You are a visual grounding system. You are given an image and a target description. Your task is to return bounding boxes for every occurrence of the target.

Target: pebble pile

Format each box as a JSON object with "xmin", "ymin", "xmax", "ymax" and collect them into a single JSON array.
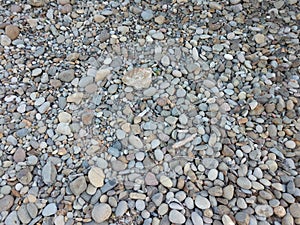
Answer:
[{"xmin": 0, "ymin": 0, "xmax": 299, "ymax": 225}]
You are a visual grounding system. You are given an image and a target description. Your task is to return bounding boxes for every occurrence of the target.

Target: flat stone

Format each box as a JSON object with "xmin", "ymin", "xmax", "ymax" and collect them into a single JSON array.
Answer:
[
  {"xmin": 28, "ymin": 0, "xmax": 45, "ymax": 7},
  {"xmin": 222, "ymin": 215, "xmax": 235, "ymax": 225},
  {"xmin": 290, "ymin": 203, "xmax": 300, "ymax": 218},
  {"xmin": 237, "ymin": 177, "xmax": 252, "ymax": 189},
  {"xmin": 70, "ymin": 176, "xmax": 87, "ymax": 196},
  {"xmin": 56, "ymin": 123, "xmax": 72, "ymax": 135},
  {"xmin": 58, "ymin": 112, "xmax": 72, "ymax": 123},
  {"xmin": 223, "ymin": 185, "xmax": 234, "ymax": 200},
  {"xmin": 122, "ymin": 68, "xmax": 152, "ymax": 90},
  {"xmin": 145, "ymin": 172, "xmax": 159, "ymax": 186},
  {"xmin": 17, "ymin": 205, "xmax": 31, "ymax": 224},
  {"xmin": 32, "ymin": 68, "xmax": 42, "ymax": 76},
  {"xmin": 115, "ymin": 201, "xmax": 128, "ymax": 217},
  {"xmin": 5, "ymin": 25, "xmax": 20, "ymax": 40},
  {"xmin": 81, "ymin": 110, "xmax": 94, "ymax": 125},
  {"xmin": 191, "ymin": 212, "xmax": 203, "ymax": 225},
  {"xmin": 235, "ymin": 212, "xmax": 250, "ymax": 225},
  {"xmin": 111, "ymin": 160, "xmax": 127, "ymax": 171},
  {"xmin": 195, "ymin": 195, "xmax": 210, "ymax": 209},
  {"xmin": 254, "ymin": 33, "xmax": 266, "ymax": 44},
  {"xmin": 0, "ymin": 195, "xmax": 14, "ymax": 211},
  {"xmin": 255, "ymin": 205, "xmax": 273, "ymax": 217},
  {"xmin": 141, "ymin": 10, "xmax": 154, "ymax": 21},
  {"xmin": 13, "ymin": 148, "xmax": 26, "ymax": 162},
  {"xmin": 67, "ymin": 92, "xmax": 83, "ymax": 104},
  {"xmin": 58, "ymin": 69, "xmax": 75, "ymax": 82},
  {"xmin": 161, "ymin": 55, "xmax": 170, "ymax": 67},
  {"xmin": 169, "ymin": 210, "xmax": 186, "ymax": 224},
  {"xmin": 5, "ymin": 211, "xmax": 20, "ymax": 225},
  {"xmin": 202, "ymin": 158, "xmax": 219, "ymax": 169},
  {"xmin": 42, "ymin": 203, "xmax": 57, "ymax": 217},
  {"xmin": 128, "ymin": 135, "xmax": 143, "ymax": 149},
  {"xmin": 285, "ymin": 140, "xmax": 296, "ymax": 149},
  {"xmin": 160, "ymin": 175, "xmax": 173, "ymax": 188},
  {"xmin": 17, "ymin": 168, "xmax": 32, "ymax": 185},
  {"xmin": 26, "ymin": 203, "xmax": 38, "ymax": 218},
  {"xmin": 42, "ymin": 162, "xmax": 57, "ymax": 185},
  {"xmin": 88, "ymin": 167, "xmax": 105, "ymax": 188},
  {"xmin": 92, "ymin": 203, "xmax": 112, "ymax": 223}
]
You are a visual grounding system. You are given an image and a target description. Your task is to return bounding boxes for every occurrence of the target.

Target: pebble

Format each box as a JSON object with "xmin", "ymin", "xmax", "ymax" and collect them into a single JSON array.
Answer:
[
  {"xmin": 42, "ymin": 203, "xmax": 57, "ymax": 216},
  {"xmin": 56, "ymin": 123, "xmax": 72, "ymax": 135},
  {"xmin": 58, "ymin": 69, "xmax": 75, "ymax": 82},
  {"xmin": 237, "ymin": 177, "xmax": 252, "ymax": 189},
  {"xmin": 160, "ymin": 175, "xmax": 173, "ymax": 188},
  {"xmin": 122, "ymin": 68, "xmax": 152, "ymax": 89},
  {"xmin": 88, "ymin": 167, "xmax": 105, "ymax": 188},
  {"xmin": 42, "ymin": 161, "xmax": 57, "ymax": 185},
  {"xmin": 0, "ymin": 195, "xmax": 14, "ymax": 211},
  {"xmin": 115, "ymin": 201, "xmax": 128, "ymax": 217},
  {"xmin": 92, "ymin": 203, "xmax": 112, "ymax": 223},
  {"xmin": 128, "ymin": 135, "xmax": 143, "ymax": 149},
  {"xmin": 169, "ymin": 210, "xmax": 186, "ymax": 224},
  {"xmin": 141, "ymin": 10, "xmax": 154, "ymax": 21},
  {"xmin": 5, "ymin": 25, "xmax": 20, "ymax": 40},
  {"xmin": 145, "ymin": 172, "xmax": 158, "ymax": 186},
  {"xmin": 254, "ymin": 33, "xmax": 266, "ymax": 44},
  {"xmin": 195, "ymin": 195, "xmax": 211, "ymax": 209},
  {"xmin": 69, "ymin": 176, "xmax": 87, "ymax": 196},
  {"xmin": 255, "ymin": 205, "xmax": 273, "ymax": 217},
  {"xmin": 285, "ymin": 140, "xmax": 296, "ymax": 149}
]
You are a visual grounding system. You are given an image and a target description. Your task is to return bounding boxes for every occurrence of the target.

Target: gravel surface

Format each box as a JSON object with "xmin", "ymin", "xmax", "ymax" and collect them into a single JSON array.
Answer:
[{"xmin": 0, "ymin": 0, "xmax": 300, "ymax": 225}]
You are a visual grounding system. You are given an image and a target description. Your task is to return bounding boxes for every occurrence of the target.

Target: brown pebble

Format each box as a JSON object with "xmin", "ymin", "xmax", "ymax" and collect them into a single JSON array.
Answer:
[
  {"xmin": 11, "ymin": 4, "xmax": 22, "ymax": 13},
  {"xmin": 61, "ymin": 4, "xmax": 72, "ymax": 14},
  {"xmin": 5, "ymin": 25, "xmax": 20, "ymax": 40}
]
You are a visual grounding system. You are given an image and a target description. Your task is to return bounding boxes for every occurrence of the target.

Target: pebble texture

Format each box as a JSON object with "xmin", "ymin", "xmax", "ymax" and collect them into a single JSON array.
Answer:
[{"xmin": 0, "ymin": 1, "xmax": 299, "ymax": 225}]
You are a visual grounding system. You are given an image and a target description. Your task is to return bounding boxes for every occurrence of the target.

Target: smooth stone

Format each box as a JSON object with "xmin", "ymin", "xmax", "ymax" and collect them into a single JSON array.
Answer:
[
  {"xmin": 42, "ymin": 203, "xmax": 57, "ymax": 216},
  {"xmin": 58, "ymin": 69, "xmax": 75, "ymax": 82},
  {"xmin": 254, "ymin": 33, "xmax": 266, "ymax": 44},
  {"xmin": 17, "ymin": 168, "xmax": 32, "ymax": 185},
  {"xmin": 289, "ymin": 203, "xmax": 300, "ymax": 218},
  {"xmin": 70, "ymin": 176, "xmax": 87, "ymax": 196},
  {"xmin": 5, "ymin": 211, "xmax": 20, "ymax": 225},
  {"xmin": 42, "ymin": 162, "xmax": 57, "ymax": 185},
  {"xmin": 5, "ymin": 25, "xmax": 20, "ymax": 40},
  {"xmin": 141, "ymin": 10, "xmax": 154, "ymax": 21},
  {"xmin": 222, "ymin": 215, "xmax": 235, "ymax": 225},
  {"xmin": 195, "ymin": 195, "xmax": 210, "ymax": 209},
  {"xmin": 58, "ymin": 112, "xmax": 72, "ymax": 123},
  {"xmin": 88, "ymin": 167, "xmax": 105, "ymax": 188},
  {"xmin": 17, "ymin": 205, "xmax": 31, "ymax": 224},
  {"xmin": 255, "ymin": 205, "xmax": 273, "ymax": 217},
  {"xmin": 191, "ymin": 212, "xmax": 203, "ymax": 225},
  {"xmin": 92, "ymin": 203, "xmax": 112, "ymax": 223},
  {"xmin": 160, "ymin": 175, "xmax": 173, "ymax": 188},
  {"xmin": 0, "ymin": 195, "xmax": 14, "ymax": 211},
  {"xmin": 56, "ymin": 123, "xmax": 72, "ymax": 135},
  {"xmin": 95, "ymin": 68, "xmax": 110, "ymax": 81},
  {"xmin": 67, "ymin": 92, "xmax": 83, "ymax": 104},
  {"xmin": 26, "ymin": 203, "xmax": 38, "ymax": 218},
  {"xmin": 285, "ymin": 140, "xmax": 296, "ymax": 149},
  {"xmin": 223, "ymin": 185, "xmax": 234, "ymax": 200},
  {"xmin": 13, "ymin": 148, "xmax": 26, "ymax": 162},
  {"xmin": 145, "ymin": 172, "xmax": 159, "ymax": 186},
  {"xmin": 169, "ymin": 210, "xmax": 186, "ymax": 224},
  {"xmin": 115, "ymin": 201, "xmax": 128, "ymax": 217},
  {"xmin": 128, "ymin": 135, "xmax": 143, "ymax": 149},
  {"xmin": 237, "ymin": 177, "xmax": 252, "ymax": 189}
]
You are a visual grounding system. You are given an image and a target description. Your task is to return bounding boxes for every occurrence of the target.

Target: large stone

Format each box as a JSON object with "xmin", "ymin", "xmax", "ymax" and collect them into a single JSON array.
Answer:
[
  {"xmin": 88, "ymin": 167, "xmax": 105, "ymax": 188},
  {"xmin": 0, "ymin": 195, "xmax": 14, "ymax": 212},
  {"xmin": 122, "ymin": 68, "xmax": 152, "ymax": 89},
  {"xmin": 42, "ymin": 162, "xmax": 57, "ymax": 185},
  {"xmin": 169, "ymin": 210, "xmax": 186, "ymax": 224},
  {"xmin": 255, "ymin": 205, "xmax": 273, "ymax": 217},
  {"xmin": 42, "ymin": 203, "xmax": 57, "ymax": 216},
  {"xmin": 195, "ymin": 195, "xmax": 211, "ymax": 209},
  {"xmin": 70, "ymin": 176, "xmax": 87, "ymax": 196},
  {"xmin": 58, "ymin": 69, "xmax": 75, "ymax": 82},
  {"xmin": 92, "ymin": 203, "xmax": 112, "ymax": 223},
  {"xmin": 28, "ymin": 0, "xmax": 45, "ymax": 7},
  {"xmin": 5, "ymin": 25, "xmax": 20, "ymax": 40}
]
